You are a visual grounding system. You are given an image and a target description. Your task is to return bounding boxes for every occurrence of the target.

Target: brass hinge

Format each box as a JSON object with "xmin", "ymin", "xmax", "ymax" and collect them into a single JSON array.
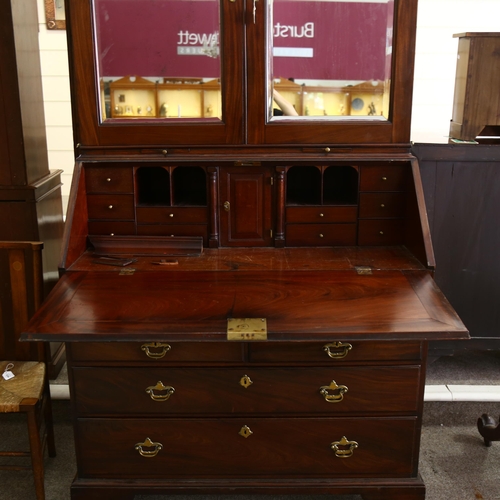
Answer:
[
  {"xmin": 270, "ymin": 177, "xmax": 274, "ymax": 185},
  {"xmin": 270, "ymin": 229, "xmax": 273, "ymax": 238}
]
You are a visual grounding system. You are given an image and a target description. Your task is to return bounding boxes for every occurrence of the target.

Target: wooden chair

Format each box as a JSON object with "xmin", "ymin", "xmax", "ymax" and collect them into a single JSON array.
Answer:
[
  {"xmin": 0, "ymin": 242, "xmax": 56, "ymax": 499},
  {"xmin": 0, "ymin": 361, "xmax": 56, "ymax": 499}
]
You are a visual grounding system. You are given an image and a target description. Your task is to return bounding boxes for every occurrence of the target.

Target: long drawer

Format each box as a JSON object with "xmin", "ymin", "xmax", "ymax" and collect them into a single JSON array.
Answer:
[
  {"xmin": 76, "ymin": 417, "xmax": 418, "ymax": 478},
  {"xmin": 67, "ymin": 341, "xmax": 422, "ymax": 364},
  {"xmin": 72, "ymin": 366, "xmax": 421, "ymax": 415}
]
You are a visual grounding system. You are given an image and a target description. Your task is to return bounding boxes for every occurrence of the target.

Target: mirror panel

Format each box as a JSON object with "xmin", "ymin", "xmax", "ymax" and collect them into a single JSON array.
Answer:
[
  {"xmin": 269, "ymin": 0, "xmax": 394, "ymax": 120},
  {"xmin": 93, "ymin": 0, "xmax": 221, "ymax": 122}
]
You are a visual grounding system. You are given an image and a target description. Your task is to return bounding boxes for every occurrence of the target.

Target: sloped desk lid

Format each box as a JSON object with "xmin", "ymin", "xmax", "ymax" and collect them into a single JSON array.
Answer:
[{"xmin": 21, "ymin": 269, "xmax": 468, "ymax": 342}]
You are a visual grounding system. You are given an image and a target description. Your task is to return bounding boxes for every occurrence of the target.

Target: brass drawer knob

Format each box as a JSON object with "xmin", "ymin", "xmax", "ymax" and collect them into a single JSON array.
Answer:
[
  {"xmin": 108, "ymin": 205, "xmax": 113, "ymax": 209},
  {"xmin": 330, "ymin": 436, "xmax": 358, "ymax": 458},
  {"xmin": 323, "ymin": 342, "xmax": 352, "ymax": 359},
  {"xmin": 135, "ymin": 437, "xmax": 163, "ymax": 458},
  {"xmin": 320, "ymin": 380, "xmax": 348, "ymax": 403},
  {"xmin": 169, "ymin": 213, "xmax": 174, "ymax": 218},
  {"xmin": 381, "ymin": 176, "xmax": 387, "ymax": 181},
  {"xmin": 319, "ymin": 213, "xmax": 324, "ymax": 217},
  {"xmin": 106, "ymin": 177, "xmax": 111, "ymax": 182},
  {"xmin": 379, "ymin": 231, "xmax": 384, "ymax": 235},
  {"xmin": 319, "ymin": 233, "xmax": 324, "ymax": 238},
  {"xmin": 141, "ymin": 342, "xmax": 172, "ymax": 359},
  {"xmin": 145, "ymin": 381, "xmax": 175, "ymax": 401},
  {"xmin": 380, "ymin": 203, "xmax": 385, "ymax": 208}
]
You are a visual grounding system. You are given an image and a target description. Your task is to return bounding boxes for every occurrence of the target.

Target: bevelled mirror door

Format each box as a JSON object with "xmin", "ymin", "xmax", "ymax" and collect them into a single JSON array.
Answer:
[
  {"xmin": 268, "ymin": 0, "xmax": 394, "ymax": 121},
  {"xmin": 93, "ymin": 0, "xmax": 222, "ymax": 122}
]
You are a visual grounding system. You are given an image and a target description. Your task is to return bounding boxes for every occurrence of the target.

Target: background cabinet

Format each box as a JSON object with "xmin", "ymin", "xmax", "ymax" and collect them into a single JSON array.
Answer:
[
  {"xmin": 449, "ymin": 32, "xmax": 500, "ymax": 142},
  {"xmin": 0, "ymin": 0, "xmax": 65, "ymax": 377}
]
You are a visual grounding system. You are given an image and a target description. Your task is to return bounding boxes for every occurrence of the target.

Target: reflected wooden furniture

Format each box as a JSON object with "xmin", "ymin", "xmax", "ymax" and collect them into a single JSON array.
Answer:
[
  {"xmin": 0, "ymin": 360, "xmax": 56, "ymax": 500},
  {"xmin": 21, "ymin": 0, "xmax": 468, "ymax": 499},
  {"xmin": 0, "ymin": 0, "xmax": 65, "ymax": 378},
  {"xmin": 449, "ymin": 32, "xmax": 500, "ymax": 142}
]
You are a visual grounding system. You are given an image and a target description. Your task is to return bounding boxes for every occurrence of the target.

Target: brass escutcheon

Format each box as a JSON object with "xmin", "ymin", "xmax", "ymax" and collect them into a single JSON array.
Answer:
[
  {"xmin": 330, "ymin": 436, "xmax": 358, "ymax": 458},
  {"xmin": 135, "ymin": 437, "xmax": 163, "ymax": 458},
  {"xmin": 319, "ymin": 380, "xmax": 348, "ymax": 403},
  {"xmin": 141, "ymin": 342, "xmax": 172, "ymax": 359},
  {"xmin": 239, "ymin": 425, "xmax": 253, "ymax": 438},
  {"xmin": 323, "ymin": 342, "xmax": 353, "ymax": 359},
  {"xmin": 240, "ymin": 375, "xmax": 253, "ymax": 389},
  {"xmin": 145, "ymin": 381, "xmax": 175, "ymax": 401}
]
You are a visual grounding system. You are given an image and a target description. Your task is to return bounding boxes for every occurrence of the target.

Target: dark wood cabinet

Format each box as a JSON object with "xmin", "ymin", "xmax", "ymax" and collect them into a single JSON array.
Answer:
[
  {"xmin": 0, "ymin": 0, "xmax": 65, "ymax": 377},
  {"xmin": 21, "ymin": 0, "xmax": 467, "ymax": 498}
]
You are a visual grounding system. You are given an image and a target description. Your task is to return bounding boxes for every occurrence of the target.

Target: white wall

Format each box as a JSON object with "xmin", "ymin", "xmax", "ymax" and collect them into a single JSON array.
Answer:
[{"xmin": 35, "ymin": 0, "xmax": 499, "ymax": 212}]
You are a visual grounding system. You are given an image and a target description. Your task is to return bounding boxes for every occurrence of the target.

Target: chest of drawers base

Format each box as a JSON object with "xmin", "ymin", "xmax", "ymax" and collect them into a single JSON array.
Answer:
[{"xmin": 67, "ymin": 339, "xmax": 427, "ymax": 500}]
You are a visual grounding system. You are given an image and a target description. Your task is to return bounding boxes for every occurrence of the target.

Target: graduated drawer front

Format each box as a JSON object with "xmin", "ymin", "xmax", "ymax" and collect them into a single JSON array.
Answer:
[
  {"xmin": 358, "ymin": 219, "xmax": 405, "ymax": 246},
  {"xmin": 88, "ymin": 220, "xmax": 136, "ymax": 236},
  {"xmin": 76, "ymin": 417, "xmax": 418, "ymax": 478},
  {"xmin": 136, "ymin": 207, "xmax": 207, "ymax": 224},
  {"xmin": 72, "ymin": 366, "xmax": 421, "ymax": 415},
  {"xmin": 359, "ymin": 166, "xmax": 408, "ymax": 192},
  {"xmin": 286, "ymin": 224, "xmax": 356, "ymax": 246},
  {"xmin": 359, "ymin": 193, "xmax": 406, "ymax": 219},
  {"xmin": 249, "ymin": 341, "xmax": 422, "ymax": 363},
  {"xmin": 87, "ymin": 194, "xmax": 135, "ymax": 220},
  {"xmin": 85, "ymin": 166, "xmax": 134, "ymax": 193},
  {"xmin": 68, "ymin": 341, "xmax": 243, "ymax": 363},
  {"xmin": 286, "ymin": 206, "xmax": 357, "ymax": 224}
]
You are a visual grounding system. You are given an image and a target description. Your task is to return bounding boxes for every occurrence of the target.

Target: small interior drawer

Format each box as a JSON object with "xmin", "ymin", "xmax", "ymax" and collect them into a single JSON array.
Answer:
[
  {"xmin": 85, "ymin": 166, "xmax": 134, "ymax": 193},
  {"xmin": 359, "ymin": 165, "xmax": 409, "ymax": 192},
  {"xmin": 87, "ymin": 194, "xmax": 135, "ymax": 220},
  {"xmin": 359, "ymin": 192, "xmax": 406, "ymax": 218},
  {"xmin": 286, "ymin": 206, "xmax": 357, "ymax": 224},
  {"xmin": 357, "ymin": 219, "xmax": 405, "ymax": 246},
  {"xmin": 136, "ymin": 207, "xmax": 207, "ymax": 224},
  {"xmin": 286, "ymin": 223, "xmax": 356, "ymax": 246},
  {"xmin": 88, "ymin": 220, "xmax": 136, "ymax": 236}
]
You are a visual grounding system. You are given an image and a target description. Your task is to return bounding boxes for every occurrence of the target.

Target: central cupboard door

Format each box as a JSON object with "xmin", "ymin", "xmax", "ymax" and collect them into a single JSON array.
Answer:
[{"xmin": 219, "ymin": 167, "xmax": 274, "ymax": 246}]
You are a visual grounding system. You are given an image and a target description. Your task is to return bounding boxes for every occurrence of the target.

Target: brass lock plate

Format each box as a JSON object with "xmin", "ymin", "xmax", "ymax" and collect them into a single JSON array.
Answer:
[{"xmin": 227, "ymin": 318, "xmax": 267, "ymax": 341}]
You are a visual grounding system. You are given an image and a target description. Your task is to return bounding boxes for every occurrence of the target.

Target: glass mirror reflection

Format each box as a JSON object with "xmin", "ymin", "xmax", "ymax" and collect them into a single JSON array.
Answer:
[
  {"xmin": 269, "ymin": 0, "xmax": 394, "ymax": 120},
  {"xmin": 93, "ymin": 0, "xmax": 222, "ymax": 122}
]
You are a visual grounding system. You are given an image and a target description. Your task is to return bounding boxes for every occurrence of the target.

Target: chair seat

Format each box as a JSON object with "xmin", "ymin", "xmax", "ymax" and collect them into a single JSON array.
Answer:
[{"xmin": 0, "ymin": 361, "xmax": 45, "ymax": 413}]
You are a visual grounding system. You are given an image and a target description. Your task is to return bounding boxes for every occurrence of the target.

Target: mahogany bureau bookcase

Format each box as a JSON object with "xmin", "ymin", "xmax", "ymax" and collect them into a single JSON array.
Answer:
[{"xmin": 22, "ymin": 0, "xmax": 468, "ymax": 499}]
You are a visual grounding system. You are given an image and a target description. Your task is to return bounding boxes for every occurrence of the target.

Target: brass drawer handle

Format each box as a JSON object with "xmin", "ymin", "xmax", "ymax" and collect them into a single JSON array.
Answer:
[
  {"xmin": 141, "ymin": 342, "xmax": 172, "ymax": 359},
  {"xmin": 145, "ymin": 381, "xmax": 175, "ymax": 401},
  {"xmin": 323, "ymin": 342, "xmax": 352, "ymax": 359},
  {"xmin": 331, "ymin": 436, "xmax": 358, "ymax": 458},
  {"xmin": 135, "ymin": 437, "xmax": 163, "ymax": 458},
  {"xmin": 223, "ymin": 201, "xmax": 230, "ymax": 212},
  {"xmin": 320, "ymin": 380, "xmax": 348, "ymax": 403}
]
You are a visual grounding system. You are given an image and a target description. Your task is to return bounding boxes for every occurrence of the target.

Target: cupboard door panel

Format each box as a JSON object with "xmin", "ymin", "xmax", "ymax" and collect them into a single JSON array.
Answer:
[
  {"xmin": 219, "ymin": 167, "xmax": 273, "ymax": 246},
  {"xmin": 77, "ymin": 417, "xmax": 418, "ymax": 478}
]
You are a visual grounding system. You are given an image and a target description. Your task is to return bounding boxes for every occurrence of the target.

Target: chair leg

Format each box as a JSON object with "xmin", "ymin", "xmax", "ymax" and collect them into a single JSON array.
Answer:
[
  {"xmin": 43, "ymin": 380, "xmax": 56, "ymax": 457},
  {"xmin": 26, "ymin": 407, "xmax": 46, "ymax": 500}
]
